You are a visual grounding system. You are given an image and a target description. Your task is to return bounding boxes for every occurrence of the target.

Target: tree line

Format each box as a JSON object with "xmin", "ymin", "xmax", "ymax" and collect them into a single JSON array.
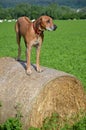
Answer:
[{"xmin": 0, "ymin": 3, "xmax": 86, "ymax": 20}]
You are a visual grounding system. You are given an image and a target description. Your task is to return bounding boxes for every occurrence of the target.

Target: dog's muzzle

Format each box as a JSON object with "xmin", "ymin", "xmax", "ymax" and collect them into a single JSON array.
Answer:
[
  {"xmin": 53, "ymin": 24, "xmax": 57, "ymax": 31},
  {"xmin": 46, "ymin": 24, "xmax": 57, "ymax": 31}
]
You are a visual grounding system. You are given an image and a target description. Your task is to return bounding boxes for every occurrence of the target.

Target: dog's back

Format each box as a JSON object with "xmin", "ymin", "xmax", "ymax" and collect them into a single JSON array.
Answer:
[{"xmin": 15, "ymin": 16, "xmax": 31, "ymax": 37}]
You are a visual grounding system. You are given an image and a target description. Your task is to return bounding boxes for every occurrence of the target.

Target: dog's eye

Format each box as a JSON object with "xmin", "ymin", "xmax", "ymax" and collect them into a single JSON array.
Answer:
[{"xmin": 46, "ymin": 19, "xmax": 50, "ymax": 23}]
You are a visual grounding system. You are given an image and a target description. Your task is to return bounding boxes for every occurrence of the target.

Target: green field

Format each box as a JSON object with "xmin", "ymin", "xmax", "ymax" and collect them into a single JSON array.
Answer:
[
  {"xmin": 0, "ymin": 20, "xmax": 86, "ymax": 129},
  {"xmin": 0, "ymin": 20, "xmax": 86, "ymax": 91}
]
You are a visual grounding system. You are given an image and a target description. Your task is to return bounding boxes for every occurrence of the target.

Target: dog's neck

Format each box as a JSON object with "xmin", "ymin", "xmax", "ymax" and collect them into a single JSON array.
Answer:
[{"xmin": 33, "ymin": 22, "xmax": 44, "ymax": 35}]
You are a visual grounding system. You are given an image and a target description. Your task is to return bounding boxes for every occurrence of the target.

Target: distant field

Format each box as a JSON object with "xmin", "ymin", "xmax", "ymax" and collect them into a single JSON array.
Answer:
[{"xmin": 0, "ymin": 20, "xmax": 86, "ymax": 90}]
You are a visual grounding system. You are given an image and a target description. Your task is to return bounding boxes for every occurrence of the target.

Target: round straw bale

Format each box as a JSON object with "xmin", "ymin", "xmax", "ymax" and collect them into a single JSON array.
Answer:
[{"xmin": 0, "ymin": 57, "xmax": 86, "ymax": 129}]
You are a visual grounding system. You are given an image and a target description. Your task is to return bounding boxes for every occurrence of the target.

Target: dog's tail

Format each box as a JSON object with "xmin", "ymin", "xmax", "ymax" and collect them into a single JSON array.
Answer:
[
  {"xmin": 15, "ymin": 21, "xmax": 19, "ymax": 33},
  {"xmin": 15, "ymin": 21, "xmax": 20, "ymax": 46}
]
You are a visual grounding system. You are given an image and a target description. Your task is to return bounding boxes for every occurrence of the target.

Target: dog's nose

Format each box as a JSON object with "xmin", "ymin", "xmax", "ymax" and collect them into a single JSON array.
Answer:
[{"xmin": 53, "ymin": 25, "xmax": 57, "ymax": 31}]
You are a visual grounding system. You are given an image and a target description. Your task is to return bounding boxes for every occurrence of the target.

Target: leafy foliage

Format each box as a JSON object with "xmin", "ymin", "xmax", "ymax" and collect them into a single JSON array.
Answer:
[
  {"xmin": 29, "ymin": 113, "xmax": 59, "ymax": 130},
  {"xmin": 0, "ymin": 117, "xmax": 22, "ymax": 130},
  {"xmin": 0, "ymin": 3, "xmax": 86, "ymax": 20},
  {"xmin": 0, "ymin": 113, "xmax": 86, "ymax": 130},
  {"xmin": 41, "ymin": 113, "xmax": 59, "ymax": 130},
  {"xmin": 28, "ymin": 113, "xmax": 86, "ymax": 130},
  {"xmin": 61, "ymin": 116, "xmax": 86, "ymax": 130}
]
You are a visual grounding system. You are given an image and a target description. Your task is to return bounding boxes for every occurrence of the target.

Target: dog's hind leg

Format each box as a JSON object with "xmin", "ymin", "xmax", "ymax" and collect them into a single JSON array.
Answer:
[
  {"xmin": 15, "ymin": 22, "xmax": 21, "ymax": 61},
  {"xmin": 16, "ymin": 33, "xmax": 21, "ymax": 61}
]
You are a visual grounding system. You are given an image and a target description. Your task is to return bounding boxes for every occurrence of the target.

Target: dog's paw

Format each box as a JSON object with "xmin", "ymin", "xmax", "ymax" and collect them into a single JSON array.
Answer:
[
  {"xmin": 37, "ymin": 68, "xmax": 43, "ymax": 73},
  {"xmin": 26, "ymin": 69, "xmax": 32, "ymax": 75}
]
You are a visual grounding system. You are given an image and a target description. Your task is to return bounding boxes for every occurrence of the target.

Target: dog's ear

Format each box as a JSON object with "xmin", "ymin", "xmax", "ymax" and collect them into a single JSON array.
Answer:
[{"xmin": 36, "ymin": 17, "xmax": 42, "ymax": 28}]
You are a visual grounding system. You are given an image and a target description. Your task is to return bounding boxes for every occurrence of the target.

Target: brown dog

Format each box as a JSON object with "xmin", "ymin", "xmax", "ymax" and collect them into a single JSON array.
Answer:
[{"xmin": 15, "ymin": 15, "xmax": 57, "ymax": 75}]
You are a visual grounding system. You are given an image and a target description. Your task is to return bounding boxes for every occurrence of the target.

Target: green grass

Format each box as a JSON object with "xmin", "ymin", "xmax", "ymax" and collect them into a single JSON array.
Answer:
[
  {"xmin": 0, "ymin": 112, "xmax": 86, "ymax": 130},
  {"xmin": 0, "ymin": 117, "xmax": 22, "ymax": 130},
  {"xmin": 29, "ymin": 113, "xmax": 86, "ymax": 130},
  {"xmin": 61, "ymin": 115, "xmax": 86, "ymax": 130},
  {"xmin": 41, "ymin": 20, "xmax": 86, "ymax": 91},
  {"xmin": 0, "ymin": 20, "xmax": 86, "ymax": 91}
]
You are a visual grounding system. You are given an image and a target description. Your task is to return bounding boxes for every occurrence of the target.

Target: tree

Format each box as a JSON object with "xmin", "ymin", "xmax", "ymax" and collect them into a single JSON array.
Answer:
[
  {"xmin": 14, "ymin": 3, "xmax": 31, "ymax": 18},
  {"xmin": 78, "ymin": 7, "xmax": 86, "ymax": 19}
]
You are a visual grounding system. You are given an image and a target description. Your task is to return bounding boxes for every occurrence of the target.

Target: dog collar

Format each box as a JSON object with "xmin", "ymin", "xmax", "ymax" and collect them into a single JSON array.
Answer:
[{"xmin": 33, "ymin": 22, "xmax": 43, "ymax": 35}]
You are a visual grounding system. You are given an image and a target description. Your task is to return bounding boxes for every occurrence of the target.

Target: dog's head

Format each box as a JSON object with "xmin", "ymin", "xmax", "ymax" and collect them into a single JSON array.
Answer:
[{"xmin": 36, "ymin": 15, "xmax": 57, "ymax": 31}]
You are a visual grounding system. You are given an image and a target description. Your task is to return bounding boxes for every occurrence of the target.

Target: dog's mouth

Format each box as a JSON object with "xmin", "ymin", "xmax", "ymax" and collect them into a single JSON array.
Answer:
[{"xmin": 46, "ymin": 25, "xmax": 57, "ymax": 31}]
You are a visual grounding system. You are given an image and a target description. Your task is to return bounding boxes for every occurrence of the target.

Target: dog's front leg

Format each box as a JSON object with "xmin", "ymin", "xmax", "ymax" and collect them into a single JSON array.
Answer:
[
  {"xmin": 36, "ymin": 45, "xmax": 42, "ymax": 73},
  {"xmin": 26, "ymin": 45, "xmax": 32, "ymax": 75}
]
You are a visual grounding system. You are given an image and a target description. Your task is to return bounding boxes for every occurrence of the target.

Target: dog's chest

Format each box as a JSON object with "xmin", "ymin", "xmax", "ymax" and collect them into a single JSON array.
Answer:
[{"xmin": 33, "ymin": 37, "xmax": 41, "ymax": 46}]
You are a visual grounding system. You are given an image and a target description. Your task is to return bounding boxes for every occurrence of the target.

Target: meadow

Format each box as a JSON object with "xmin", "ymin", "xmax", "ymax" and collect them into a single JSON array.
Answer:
[
  {"xmin": 0, "ymin": 20, "xmax": 86, "ymax": 91},
  {"xmin": 0, "ymin": 20, "xmax": 86, "ymax": 129}
]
